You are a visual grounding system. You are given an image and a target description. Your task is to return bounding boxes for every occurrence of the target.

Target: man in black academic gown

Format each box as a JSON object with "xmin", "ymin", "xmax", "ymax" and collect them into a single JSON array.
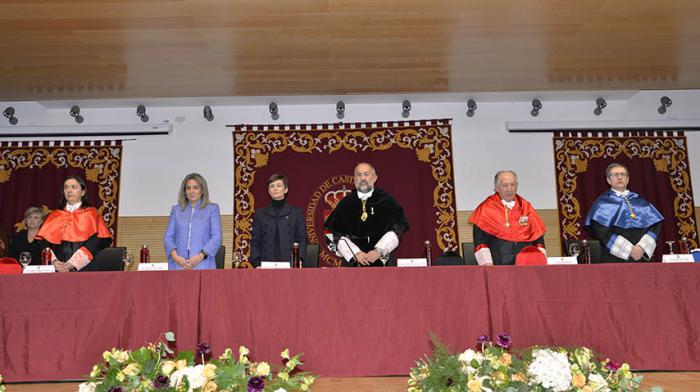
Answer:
[
  {"xmin": 324, "ymin": 162, "xmax": 409, "ymax": 267},
  {"xmin": 585, "ymin": 163, "xmax": 663, "ymax": 262}
]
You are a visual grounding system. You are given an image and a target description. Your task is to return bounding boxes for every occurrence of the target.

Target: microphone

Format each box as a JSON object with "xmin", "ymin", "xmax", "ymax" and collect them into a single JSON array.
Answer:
[{"xmin": 338, "ymin": 237, "xmax": 360, "ymax": 267}]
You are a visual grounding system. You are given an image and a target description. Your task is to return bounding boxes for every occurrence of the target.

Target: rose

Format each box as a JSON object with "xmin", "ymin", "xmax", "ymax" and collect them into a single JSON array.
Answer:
[
  {"xmin": 572, "ymin": 371, "xmax": 586, "ymax": 388},
  {"xmin": 203, "ymin": 381, "xmax": 218, "ymax": 392},
  {"xmin": 153, "ymin": 375, "xmax": 170, "ymax": 389},
  {"xmin": 202, "ymin": 363, "xmax": 217, "ymax": 379},
  {"xmin": 161, "ymin": 361, "xmax": 176, "ymax": 375},
  {"xmin": 247, "ymin": 376, "xmax": 265, "ymax": 392},
  {"xmin": 498, "ymin": 352, "xmax": 512, "ymax": 366},
  {"xmin": 495, "ymin": 333, "xmax": 512, "ymax": 349},
  {"xmin": 467, "ymin": 378, "xmax": 482, "ymax": 392}
]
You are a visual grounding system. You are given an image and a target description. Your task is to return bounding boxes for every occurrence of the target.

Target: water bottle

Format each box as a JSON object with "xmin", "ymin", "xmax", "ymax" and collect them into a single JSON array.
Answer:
[
  {"xmin": 424, "ymin": 240, "xmax": 432, "ymax": 267},
  {"xmin": 581, "ymin": 240, "xmax": 591, "ymax": 264},
  {"xmin": 291, "ymin": 242, "xmax": 300, "ymax": 268},
  {"xmin": 679, "ymin": 237, "xmax": 691, "ymax": 254},
  {"xmin": 41, "ymin": 247, "xmax": 52, "ymax": 266},
  {"xmin": 140, "ymin": 244, "xmax": 150, "ymax": 263}
]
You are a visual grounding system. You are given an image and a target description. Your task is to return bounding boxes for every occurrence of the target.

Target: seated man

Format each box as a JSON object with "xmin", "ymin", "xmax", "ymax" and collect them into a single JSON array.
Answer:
[
  {"xmin": 585, "ymin": 163, "xmax": 663, "ymax": 262},
  {"xmin": 324, "ymin": 162, "xmax": 409, "ymax": 266},
  {"xmin": 469, "ymin": 170, "xmax": 546, "ymax": 265}
]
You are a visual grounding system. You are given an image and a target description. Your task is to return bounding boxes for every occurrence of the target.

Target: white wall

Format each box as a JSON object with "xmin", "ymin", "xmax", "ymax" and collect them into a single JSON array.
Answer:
[{"xmin": 3, "ymin": 90, "xmax": 699, "ymax": 216}]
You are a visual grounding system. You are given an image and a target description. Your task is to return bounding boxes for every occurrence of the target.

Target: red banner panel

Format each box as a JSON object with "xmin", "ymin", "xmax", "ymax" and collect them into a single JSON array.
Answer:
[{"xmin": 232, "ymin": 120, "xmax": 458, "ymax": 267}]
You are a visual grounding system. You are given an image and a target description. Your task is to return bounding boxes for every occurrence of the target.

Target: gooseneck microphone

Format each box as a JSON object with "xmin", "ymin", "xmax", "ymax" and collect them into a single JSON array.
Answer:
[{"xmin": 339, "ymin": 237, "xmax": 360, "ymax": 267}]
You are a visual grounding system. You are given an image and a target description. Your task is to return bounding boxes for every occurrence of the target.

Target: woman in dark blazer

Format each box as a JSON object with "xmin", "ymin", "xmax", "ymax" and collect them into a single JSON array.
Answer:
[
  {"xmin": 249, "ymin": 174, "xmax": 307, "ymax": 267},
  {"xmin": 7, "ymin": 206, "xmax": 46, "ymax": 265}
]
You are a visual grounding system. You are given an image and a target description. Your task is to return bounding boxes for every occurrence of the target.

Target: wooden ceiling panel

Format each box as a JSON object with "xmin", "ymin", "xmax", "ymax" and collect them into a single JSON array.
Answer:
[{"xmin": 1, "ymin": 0, "xmax": 700, "ymax": 100}]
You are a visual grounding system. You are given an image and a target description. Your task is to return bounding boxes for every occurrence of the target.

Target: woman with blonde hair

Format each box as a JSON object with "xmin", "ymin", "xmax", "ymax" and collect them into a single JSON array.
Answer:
[
  {"xmin": 164, "ymin": 173, "xmax": 222, "ymax": 270},
  {"xmin": 7, "ymin": 206, "xmax": 46, "ymax": 265}
]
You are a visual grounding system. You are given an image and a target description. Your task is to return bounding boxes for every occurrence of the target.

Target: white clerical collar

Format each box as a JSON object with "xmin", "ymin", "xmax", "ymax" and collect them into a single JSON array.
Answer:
[
  {"xmin": 501, "ymin": 199, "xmax": 515, "ymax": 209},
  {"xmin": 357, "ymin": 189, "xmax": 374, "ymax": 201},
  {"xmin": 611, "ymin": 189, "xmax": 629, "ymax": 197},
  {"xmin": 66, "ymin": 202, "xmax": 82, "ymax": 212}
]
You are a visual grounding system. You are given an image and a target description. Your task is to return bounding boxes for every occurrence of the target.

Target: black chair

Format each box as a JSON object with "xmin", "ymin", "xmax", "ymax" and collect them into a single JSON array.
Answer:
[
  {"xmin": 434, "ymin": 250, "xmax": 464, "ymax": 266},
  {"xmin": 461, "ymin": 242, "xmax": 478, "ymax": 265},
  {"xmin": 563, "ymin": 239, "xmax": 602, "ymax": 264},
  {"xmin": 215, "ymin": 245, "xmax": 226, "ymax": 269},
  {"xmin": 83, "ymin": 247, "xmax": 126, "ymax": 271},
  {"xmin": 304, "ymin": 243, "xmax": 319, "ymax": 268}
]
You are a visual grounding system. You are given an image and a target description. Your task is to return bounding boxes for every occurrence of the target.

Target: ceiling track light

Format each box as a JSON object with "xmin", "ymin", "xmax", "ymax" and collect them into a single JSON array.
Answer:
[
  {"xmin": 3, "ymin": 107, "xmax": 18, "ymax": 125},
  {"xmin": 203, "ymin": 106, "xmax": 214, "ymax": 121},
  {"xmin": 70, "ymin": 105, "xmax": 84, "ymax": 124},
  {"xmin": 593, "ymin": 97, "xmax": 607, "ymax": 116},
  {"xmin": 530, "ymin": 99, "xmax": 542, "ymax": 117},
  {"xmin": 269, "ymin": 102, "xmax": 279, "ymax": 121},
  {"xmin": 466, "ymin": 99, "xmax": 477, "ymax": 117},
  {"xmin": 336, "ymin": 101, "xmax": 345, "ymax": 120},
  {"xmin": 402, "ymin": 100, "xmax": 411, "ymax": 118},
  {"xmin": 658, "ymin": 96, "xmax": 672, "ymax": 115},
  {"xmin": 136, "ymin": 104, "xmax": 149, "ymax": 123}
]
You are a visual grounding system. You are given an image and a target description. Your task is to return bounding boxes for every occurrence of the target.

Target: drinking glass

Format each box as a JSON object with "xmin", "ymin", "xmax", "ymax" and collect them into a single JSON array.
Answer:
[
  {"xmin": 122, "ymin": 250, "xmax": 134, "ymax": 270},
  {"xmin": 19, "ymin": 251, "xmax": 31, "ymax": 269},
  {"xmin": 665, "ymin": 241, "xmax": 675, "ymax": 255},
  {"xmin": 567, "ymin": 243, "xmax": 580, "ymax": 259},
  {"xmin": 232, "ymin": 251, "xmax": 242, "ymax": 269},
  {"xmin": 380, "ymin": 254, "xmax": 390, "ymax": 267}
]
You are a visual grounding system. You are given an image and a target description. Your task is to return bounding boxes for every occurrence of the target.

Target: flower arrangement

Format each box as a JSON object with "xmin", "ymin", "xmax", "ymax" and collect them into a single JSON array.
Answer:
[
  {"xmin": 408, "ymin": 333, "xmax": 663, "ymax": 392},
  {"xmin": 0, "ymin": 373, "xmax": 5, "ymax": 392},
  {"xmin": 78, "ymin": 332, "xmax": 315, "ymax": 392}
]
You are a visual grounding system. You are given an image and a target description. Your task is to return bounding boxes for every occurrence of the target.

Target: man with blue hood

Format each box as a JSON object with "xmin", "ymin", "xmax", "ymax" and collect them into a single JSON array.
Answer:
[{"xmin": 585, "ymin": 163, "xmax": 664, "ymax": 262}]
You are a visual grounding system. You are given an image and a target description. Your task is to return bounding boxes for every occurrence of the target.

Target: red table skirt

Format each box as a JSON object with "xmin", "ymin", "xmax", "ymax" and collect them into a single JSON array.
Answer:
[{"xmin": 1, "ymin": 264, "xmax": 699, "ymax": 382}]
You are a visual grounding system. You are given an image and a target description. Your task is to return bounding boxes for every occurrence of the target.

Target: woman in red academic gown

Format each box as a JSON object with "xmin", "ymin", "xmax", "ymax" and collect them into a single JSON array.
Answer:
[{"xmin": 36, "ymin": 175, "xmax": 112, "ymax": 272}]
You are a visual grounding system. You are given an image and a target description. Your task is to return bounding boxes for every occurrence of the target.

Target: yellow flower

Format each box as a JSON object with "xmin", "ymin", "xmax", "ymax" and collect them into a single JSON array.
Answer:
[
  {"xmin": 175, "ymin": 359, "xmax": 188, "ymax": 370},
  {"xmin": 161, "ymin": 361, "xmax": 176, "ymax": 375},
  {"xmin": 239, "ymin": 346, "xmax": 250, "ymax": 356},
  {"xmin": 303, "ymin": 376, "xmax": 315, "ymax": 385},
  {"xmin": 280, "ymin": 348, "xmax": 290, "ymax": 359},
  {"xmin": 203, "ymin": 381, "xmax": 218, "ymax": 392},
  {"xmin": 102, "ymin": 351, "xmax": 111, "ymax": 362},
  {"xmin": 256, "ymin": 362, "xmax": 271, "ymax": 377},
  {"xmin": 113, "ymin": 350, "xmax": 129, "ymax": 363},
  {"xmin": 467, "ymin": 378, "xmax": 482, "ymax": 392},
  {"xmin": 90, "ymin": 365, "xmax": 101, "ymax": 378},
  {"xmin": 203, "ymin": 363, "xmax": 218, "ymax": 379},
  {"xmin": 115, "ymin": 371, "xmax": 125, "ymax": 382},
  {"xmin": 582, "ymin": 387, "xmax": 593, "ymax": 392},
  {"xmin": 278, "ymin": 372, "xmax": 289, "ymax": 380},
  {"xmin": 123, "ymin": 363, "xmax": 141, "ymax": 377},
  {"xmin": 512, "ymin": 372, "xmax": 527, "ymax": 382},
  {"xmin": 219, "ymin": 348, "xmax": 233, "ymax": 360},
  {"xmin": 498, "ymin": 353, "xmax": 512, "ymax": 366},
  {"xmin": 572, "ymin": 372, "xmax": 586, "ymax": 388}
]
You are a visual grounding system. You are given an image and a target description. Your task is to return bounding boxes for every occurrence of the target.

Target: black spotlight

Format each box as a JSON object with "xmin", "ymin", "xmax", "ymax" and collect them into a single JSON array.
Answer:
[
  {"xmin": 658, "ymin": 96, "xmax": 672, "ymax": 115},
  {"xmin": 402, "ymin": 100, "xmax": 411, "ymax": 118},
  {"xmin": 3, "ymin": 107, "xmax": 18, "ymax": 125},
  {"xmin": 136, "ymin": 104, "xmax": 149, "ymax": 123},
  {"xmin": 203, "ymin": 106, "xmax": 214, "ymax": 121},
  {"xmin": 269, "ymin": 102, "xmax": 279, "ymax": 121},
  {"xmin": 530, "ymin": 99, "xmax": 542, "ymax": 117},
  {"xmin": 593, "ymin": 97, "xmax": 607, "ymax": 116},
  {"xmin": 70, "ymin": 105, "xmax": 84, "ymax": 124},
  {"xmin": 466, "ymin": 99, "xmax": 477, "ymax": 117},
  {"xmin": 336, "ymin": 101, "xmax": 345, "ymax": 120}
]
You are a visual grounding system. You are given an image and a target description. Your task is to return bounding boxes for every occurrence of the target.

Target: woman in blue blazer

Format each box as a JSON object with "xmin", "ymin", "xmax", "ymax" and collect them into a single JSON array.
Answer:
[
  {"xmin": 250, "ymin": 174, "xmax": 307, "ymax": 267},
  {"xmin": 164, "ymin": 173, "xmax": 222, "ymax": 270}
]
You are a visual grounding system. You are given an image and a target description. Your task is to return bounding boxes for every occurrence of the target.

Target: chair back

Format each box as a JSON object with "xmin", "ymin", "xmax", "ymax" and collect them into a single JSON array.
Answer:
[
  {"xmin": 461, "ymin": 242, "xmax": 478, "ymax": 265},
  {"xmin": 0, "ymin": 257, "xmax": 22, "ymax": 275},
  {"xmin": 215, "ymin": 245, "xmax": 226, "ymax": 269},
  {"xmin": 434, "ymin": 250, "xmax": 464, "ymax": 266},
  {"xmin": 304, "ymin": 243, "xmax": 319, "ymax": 268},
  {"xmin": 83, "ymin": 247, "xmax": 126, "ymax": 271}
]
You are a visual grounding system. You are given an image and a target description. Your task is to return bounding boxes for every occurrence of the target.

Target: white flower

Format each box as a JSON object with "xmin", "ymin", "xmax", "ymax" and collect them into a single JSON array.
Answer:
[
  {"xmin": 527, "ymin": 349, "xmax": 572, "ymax": 392},
  {"xmin": 458, "ymin": 349, "xmax": 478, "ymax": 363},
  {"xmin": 78, "ymin": 382, "xmax": 97, "ymax": 392},
  {"xmin": 588, "ymin": 373, "xmax": 611, "ymax": 392},
  {"xmin": 170, "ymin": 365, "xmax": 207, "ymax": 391},
  {"xmin": 273, "ymin": 389, "xmax": 287, "ymax": 392}
]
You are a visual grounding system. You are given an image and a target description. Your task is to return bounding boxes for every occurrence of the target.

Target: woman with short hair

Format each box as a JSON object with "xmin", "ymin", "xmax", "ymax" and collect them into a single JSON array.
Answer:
[{"xmin": 7, "ymin": 206, "xmax": 46, "ymax": 265}]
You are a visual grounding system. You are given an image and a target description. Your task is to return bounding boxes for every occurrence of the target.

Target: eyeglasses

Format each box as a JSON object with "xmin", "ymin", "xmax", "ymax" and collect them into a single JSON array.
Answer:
[{"xmin": 608, "ymin": 172, "xmax": 628, "ymax": 178}]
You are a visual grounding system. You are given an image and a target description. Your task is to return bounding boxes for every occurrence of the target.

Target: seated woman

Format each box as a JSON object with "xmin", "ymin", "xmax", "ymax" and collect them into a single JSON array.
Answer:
[
  {"xmin": 7, "ymin": 206, "xmax": 46, "ymax": 265},
  {"xmin": 164, "ymin": 173, "xmax": 222, "ymax": 270},
  {"xmin": 36, "ymin": 175, "xmax": 112, "ymax": 272},
  {"xmin": 250, "ymin": 174, "xmax": 307, "ymax": 267}
]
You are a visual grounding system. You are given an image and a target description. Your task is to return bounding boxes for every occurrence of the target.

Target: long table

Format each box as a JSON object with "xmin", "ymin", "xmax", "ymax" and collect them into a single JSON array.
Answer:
[{"xmin": 1, "ymin": 264, "xmax": 699, "ymax": 382}]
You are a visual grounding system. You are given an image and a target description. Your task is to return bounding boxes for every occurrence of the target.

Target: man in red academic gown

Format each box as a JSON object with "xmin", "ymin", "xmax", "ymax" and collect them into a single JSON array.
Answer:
[{"xmin": 469, "ymin": 170, "xmax": 546, "ymax": 265}]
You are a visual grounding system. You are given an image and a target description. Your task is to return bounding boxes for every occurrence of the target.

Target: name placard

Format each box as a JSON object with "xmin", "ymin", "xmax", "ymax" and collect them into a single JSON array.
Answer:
[
  {"xmin": 397, "ymin": 258, "xmax": 428, "ymax": 267},
  {"xmin": 137, "ymin": 263, "xmax": 169, "ymax": 271},
  {"xmin": 23, "ymin": 265, "xmax": 56, "ymax": 274},
  {"xmin": 260, "ymin": 261, "xmax": 291, "ymax": 269},
  {"xmin": 661, "ymin": 254, "xmax": 695, "ymax": 263},
  {"xmin": 547, "ymin": 256, "xmax": 578, "ymax": 265}
]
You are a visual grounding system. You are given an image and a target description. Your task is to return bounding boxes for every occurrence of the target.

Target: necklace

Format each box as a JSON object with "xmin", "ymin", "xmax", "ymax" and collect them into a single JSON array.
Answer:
[
  {"xmin": 360, "ymin": 199, "xmax": 368, "ymax": 222},
  {"xmin": 622, "ymin": 195, "xmax": 637, "ymax": 219},
  {"xmin": 504, "ymin": 205, "xmax": 510, "ymax": 228}
]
